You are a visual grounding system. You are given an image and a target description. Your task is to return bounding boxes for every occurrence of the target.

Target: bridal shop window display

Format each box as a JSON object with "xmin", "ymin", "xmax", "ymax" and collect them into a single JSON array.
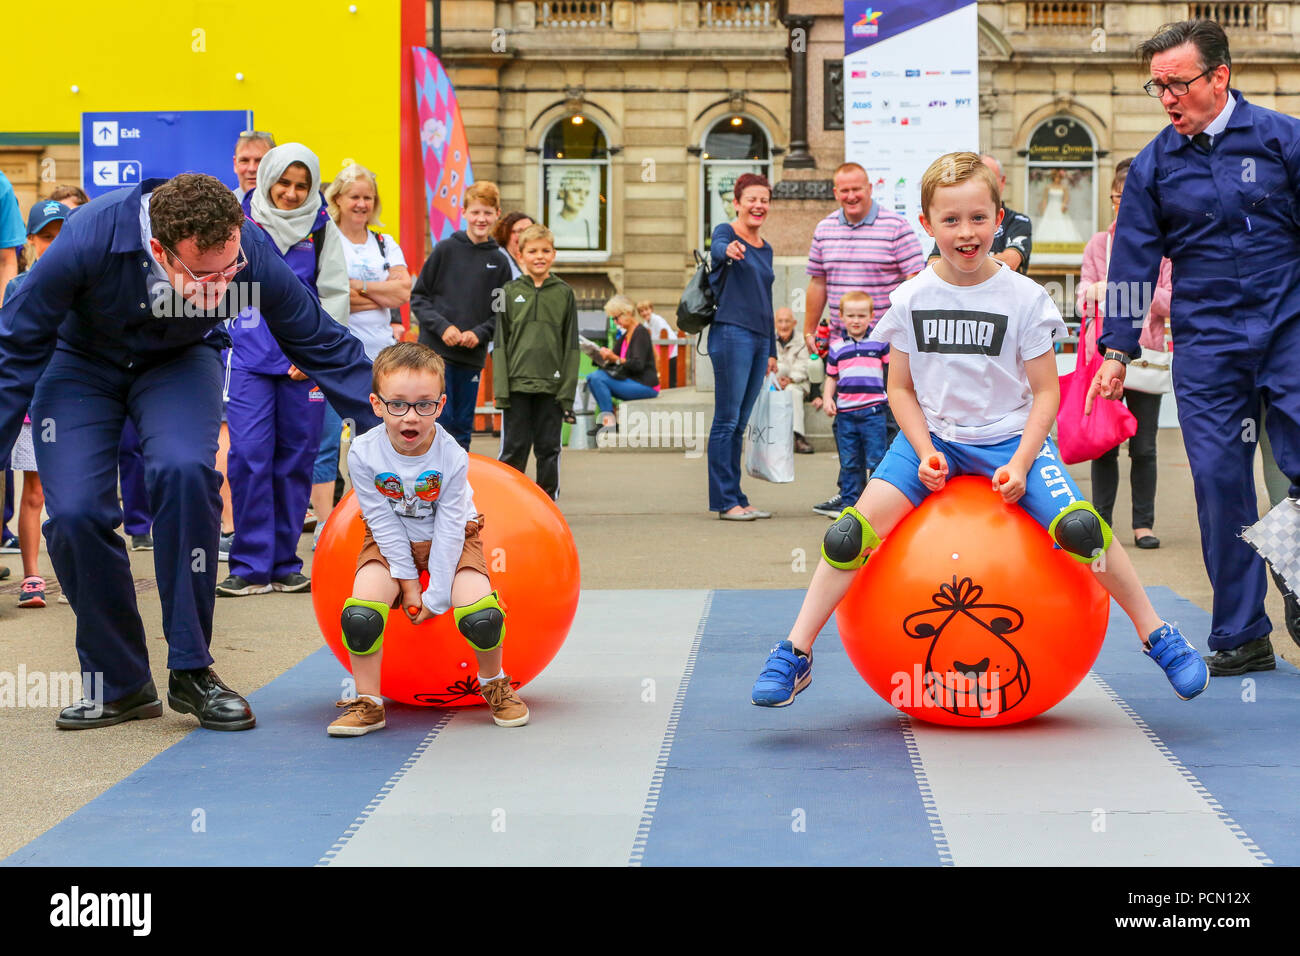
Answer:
[
  {"xmin": 541, "ymin": 115, "xmax": 610, "ymax": 259},
  {"xmin": 1025, "ymin": 117, "xmax": 1098, "ymax": 265},
  {"xmin": 700, "ymin": 116, "xmax": 772, "ymax": 248}
]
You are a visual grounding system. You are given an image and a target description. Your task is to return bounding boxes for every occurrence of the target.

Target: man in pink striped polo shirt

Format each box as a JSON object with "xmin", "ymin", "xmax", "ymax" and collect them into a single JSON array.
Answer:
[{"xmin": 802, "ymin": 162, "xmax": 925, "ymax": 352}]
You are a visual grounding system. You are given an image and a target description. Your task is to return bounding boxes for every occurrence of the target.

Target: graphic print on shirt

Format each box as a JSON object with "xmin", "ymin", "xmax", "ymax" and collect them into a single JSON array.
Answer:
[
  {"xmin": 415, "ymin": 470, "xmax": 442, "ymax": 502},
  {"xmin": 373, "ymin": 472, "xmax": 440, "ymax": 519},
  {"xmin": 375, "ymin": 473, "xmax": 404, "ymax": 500},
  {"xmin": 912, "ymin": 309, "xmax": 1008, "ymax": 355}
]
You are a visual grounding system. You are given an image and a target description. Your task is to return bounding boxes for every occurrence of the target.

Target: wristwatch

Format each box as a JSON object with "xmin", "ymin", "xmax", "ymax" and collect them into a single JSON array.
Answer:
[
  {"xmin": 1104, "ymin": 349, "xmax": 1132, "ymax": 366},
  {"xmin": 361, "ymin": 279, "xmax": 368, "ymax": 294}
]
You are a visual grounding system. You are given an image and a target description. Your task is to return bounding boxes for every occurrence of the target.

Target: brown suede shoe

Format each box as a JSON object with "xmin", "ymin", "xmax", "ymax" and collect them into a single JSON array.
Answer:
[
  {"xmin": 328, "ymin": 697, "xmax": 386, "ymax": 737},
  {"xmin": 794, "ymin": 433, "xmax": 815, "ymax": 455},
  {"xmin": 480, "ymin": 676, "xmax": 530, "ymax": 727}
]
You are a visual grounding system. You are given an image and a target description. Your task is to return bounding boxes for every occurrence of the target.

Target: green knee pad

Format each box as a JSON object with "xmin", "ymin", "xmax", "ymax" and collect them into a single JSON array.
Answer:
[
  {"xmin": 1048, "ymin": 501, "xmax": 1113, "ymax": 564},
  {"xmin": 822, "ymin": 506, "xmax": 882, "ymax": 570},
  {"xmin": 454, "ymin": 591, "xmax": 506, "ymax": 651},
  {"xmin": 341, "ymin": 598, "xmax": 390, "ymax": 656}
]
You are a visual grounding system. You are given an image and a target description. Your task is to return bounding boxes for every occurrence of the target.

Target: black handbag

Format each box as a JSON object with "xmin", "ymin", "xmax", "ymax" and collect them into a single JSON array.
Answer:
[{"xmin": 677, "ymin": 249, "xmax": 727, "ymax": 335}]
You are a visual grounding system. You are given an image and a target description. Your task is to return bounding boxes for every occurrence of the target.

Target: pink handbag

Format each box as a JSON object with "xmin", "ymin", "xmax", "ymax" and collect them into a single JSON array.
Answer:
[{"xmin": 1056, "ymin": 306, "xmax": 1137, "ymax": 465}]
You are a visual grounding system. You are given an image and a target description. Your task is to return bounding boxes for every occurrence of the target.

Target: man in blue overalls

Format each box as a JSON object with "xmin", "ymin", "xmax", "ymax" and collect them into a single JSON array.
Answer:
[
  {"xmin": 0, "ymin": 173, "xmax": 380, "ymax": 730},
  {"xmin": 1091, "ymin": 19, "xmax": 1300, "ymax": 677}
]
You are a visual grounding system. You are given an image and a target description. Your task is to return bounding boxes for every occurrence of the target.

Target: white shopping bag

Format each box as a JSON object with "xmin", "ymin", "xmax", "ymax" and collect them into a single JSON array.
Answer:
[{"xmin": 745, "ymin": 374, "xmax": 795, "ymax": 483}]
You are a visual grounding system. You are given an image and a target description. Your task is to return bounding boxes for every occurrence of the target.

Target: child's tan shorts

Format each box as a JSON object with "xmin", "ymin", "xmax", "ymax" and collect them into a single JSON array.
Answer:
[{"xmin": 357, "ymin": 514, "xmax": 490, "ymax": 585}]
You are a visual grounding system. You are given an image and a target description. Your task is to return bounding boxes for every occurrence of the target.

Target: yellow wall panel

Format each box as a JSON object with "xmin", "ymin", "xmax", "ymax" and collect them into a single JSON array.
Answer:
[{"xmin": 6, "ymin": 0, "xmax": 404, "ymax": 228}]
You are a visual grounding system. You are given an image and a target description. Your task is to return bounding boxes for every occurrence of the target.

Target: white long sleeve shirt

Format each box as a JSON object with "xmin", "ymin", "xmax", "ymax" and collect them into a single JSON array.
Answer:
[{"xmin": 347, "ymin": 423, "xmax": 477, "ymax": 615}]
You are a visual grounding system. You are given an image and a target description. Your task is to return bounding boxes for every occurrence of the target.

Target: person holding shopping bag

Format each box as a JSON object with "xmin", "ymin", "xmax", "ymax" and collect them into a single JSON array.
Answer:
[
  {"xmin": 706, "ymin": 173, "xmax": 778, "ymax": 521},
  {"xmin": 1078, "ymin": 157, "xmax": 1172, "ymax": 549}
]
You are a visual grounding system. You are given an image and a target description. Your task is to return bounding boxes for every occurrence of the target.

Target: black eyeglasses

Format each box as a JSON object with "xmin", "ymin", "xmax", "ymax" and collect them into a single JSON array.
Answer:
[
  {"xmin": 376, "ymin": 394, "xmax": 444, "ymax": 416},
  {"xmin": 1143, "ymin": 68, "xmax": 1214, "ymax": 98}
]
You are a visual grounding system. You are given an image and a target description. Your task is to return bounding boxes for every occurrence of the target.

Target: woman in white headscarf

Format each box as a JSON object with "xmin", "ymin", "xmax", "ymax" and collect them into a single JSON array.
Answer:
[{"xmin": 217, "ymin": 143, "xmax": 349, "ymax": 598}]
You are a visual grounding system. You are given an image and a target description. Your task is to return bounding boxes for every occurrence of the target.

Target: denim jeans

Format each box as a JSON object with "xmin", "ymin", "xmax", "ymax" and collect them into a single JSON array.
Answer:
[
  {"xmin": 442, "ymin": 360, "xmax": 482, "ymax": 452},
  {"xmin": 834, "ymin": 402, "xmax": 888, "ymax": 502},
  {"xmin": 313, "ymin": 399, "xmax": 343, "ymax": 486},
  {"xmin": 585, "ymin": 368, "xmax": 658, "ymax": 414},
  {"xmin": 707, "ymin": 321, "xmax": 769, "ymax": 512}
]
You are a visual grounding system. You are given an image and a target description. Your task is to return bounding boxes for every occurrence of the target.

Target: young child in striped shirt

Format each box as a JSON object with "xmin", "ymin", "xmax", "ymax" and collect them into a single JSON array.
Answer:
[{"xmin": 811, "ymin": 289, "xmax": 889, "ymax": 517}]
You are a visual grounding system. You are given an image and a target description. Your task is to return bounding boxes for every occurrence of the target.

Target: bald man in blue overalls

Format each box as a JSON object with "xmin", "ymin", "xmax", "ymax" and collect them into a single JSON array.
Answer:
[
  {"xmin": 1092, "ymin": 19, "xmax": 1300, "ymax": 678},
  {"xmin": 0, "ymin": 173, "xmax": 380, "ymax": 730}
]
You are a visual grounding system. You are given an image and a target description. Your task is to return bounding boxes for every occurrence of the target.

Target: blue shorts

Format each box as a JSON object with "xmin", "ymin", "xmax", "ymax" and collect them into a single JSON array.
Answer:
[{"xmin": 870, "ymin": 431, "xmax": 1086, "ymax": 532}]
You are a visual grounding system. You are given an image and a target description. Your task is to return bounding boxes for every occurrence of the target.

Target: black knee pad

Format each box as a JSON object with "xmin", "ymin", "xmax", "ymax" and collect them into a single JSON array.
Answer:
[
  {"xmin": 821, "ymin": 506, "xmax": 882, "ymax": 570},
  {"xmin": 454, "ymin": 590, "xmax": 506, "ymax": 651},
  {"xmin": 341, "ymin": 598, "xmax": 389, "ymax": 656},
  {"xmin": 1049, "ymin": 501, "xmax": 1113, "ymax": 564}
]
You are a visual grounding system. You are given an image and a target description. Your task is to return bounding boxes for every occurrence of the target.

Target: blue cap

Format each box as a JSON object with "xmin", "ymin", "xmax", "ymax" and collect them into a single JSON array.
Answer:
[{"xmin": 26, "ymin": 200, "xmax": 69, "ymax": 236}]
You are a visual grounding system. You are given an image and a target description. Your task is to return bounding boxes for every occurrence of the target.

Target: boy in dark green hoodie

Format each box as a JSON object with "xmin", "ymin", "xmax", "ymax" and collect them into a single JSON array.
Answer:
[{"xmin": 494, "ymin": 224, "xmax": 579, "ymax": 500}]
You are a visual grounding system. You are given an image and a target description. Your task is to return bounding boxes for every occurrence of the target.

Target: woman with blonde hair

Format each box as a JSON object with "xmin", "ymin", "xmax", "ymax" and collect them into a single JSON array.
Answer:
[{"xmin": 586, "ymin": 294, "xmax": 659, "ymax": 431}]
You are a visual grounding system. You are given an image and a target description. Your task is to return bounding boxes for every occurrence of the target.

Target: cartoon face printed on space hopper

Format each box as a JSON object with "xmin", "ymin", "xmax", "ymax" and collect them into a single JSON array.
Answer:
[{"xmin": 903, "ymin": 576, "xmax": 1028, "ymax": 718}]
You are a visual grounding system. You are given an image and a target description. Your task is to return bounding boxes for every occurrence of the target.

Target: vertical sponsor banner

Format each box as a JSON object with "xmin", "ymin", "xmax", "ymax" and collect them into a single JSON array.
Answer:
[
  {"xmin": 412, "ymin": 48, "xmax": 475, "ymax": 245},
  {"xmin": 80, "ymin": 110, "xmax": 253, "ymax": 199},
  {"xmin": 843, "ymin": 2, "xmax": 979, "ymax": 249}
]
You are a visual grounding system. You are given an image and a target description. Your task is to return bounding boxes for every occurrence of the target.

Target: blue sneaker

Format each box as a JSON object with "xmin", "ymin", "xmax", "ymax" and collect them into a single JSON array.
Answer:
[
  {"xmin": 751, "ymin": 640, "xmax": 813, "ymax": 707},
  {"xmin": 1145, "ymin": 623, "xmax": 1210, "ymax": 700}
]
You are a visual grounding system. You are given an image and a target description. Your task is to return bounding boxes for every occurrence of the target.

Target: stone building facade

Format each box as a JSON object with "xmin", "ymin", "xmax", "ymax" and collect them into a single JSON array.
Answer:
[{"xmin": 440, "ymin": 0, "xmax": 1300, "ymax": 324}]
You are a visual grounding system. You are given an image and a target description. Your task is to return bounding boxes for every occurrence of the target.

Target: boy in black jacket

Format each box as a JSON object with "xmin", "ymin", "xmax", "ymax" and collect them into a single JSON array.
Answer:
[
  {"xmin": 494, "ymin": 224, "xmax": 579, "ymax": 500},
  {"xmin": 411, "ymin": 181, "xmax": 512, "ymax": 451}
]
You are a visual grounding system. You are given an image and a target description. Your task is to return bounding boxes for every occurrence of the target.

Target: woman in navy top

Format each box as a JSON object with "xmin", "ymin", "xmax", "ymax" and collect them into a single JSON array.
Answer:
[{"xmin": 707, "ymin": 173, "xmax": 777, "ymax": 520}]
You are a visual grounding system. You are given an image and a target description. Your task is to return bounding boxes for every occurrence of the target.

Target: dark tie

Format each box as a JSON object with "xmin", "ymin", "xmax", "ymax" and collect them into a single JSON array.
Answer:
[{"xmin": 1193, "ymin": 132, "xmax": 1213, "ymax": 153}]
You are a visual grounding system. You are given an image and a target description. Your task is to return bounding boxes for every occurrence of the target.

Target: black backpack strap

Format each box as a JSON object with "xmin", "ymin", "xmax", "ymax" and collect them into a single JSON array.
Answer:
[
  {"xmin": 370, "ymin": 229, "xmax": 389, "ymax": 269},
  {"xmin": 311, "ymin": 223, "xmax": 328, "ymax": 279}
]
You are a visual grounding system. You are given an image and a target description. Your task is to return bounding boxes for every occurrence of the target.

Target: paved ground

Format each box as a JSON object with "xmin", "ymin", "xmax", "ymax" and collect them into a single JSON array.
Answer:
[{"xmin": 0, "ymin": 426, "xmax": 1295, "ymax": 861}]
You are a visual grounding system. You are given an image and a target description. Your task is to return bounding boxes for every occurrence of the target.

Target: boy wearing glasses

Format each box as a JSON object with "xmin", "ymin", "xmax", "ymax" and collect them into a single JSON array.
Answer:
[{"xmin": 331, "ymin": 341, "xmax": 528, "ymax": 736}]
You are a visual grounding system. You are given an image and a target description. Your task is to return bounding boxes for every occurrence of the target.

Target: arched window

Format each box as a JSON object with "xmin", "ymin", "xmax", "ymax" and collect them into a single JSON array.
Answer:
[
  {"xmin": 700, "ymin": 115, "xmax": 772, "ymax": 248},
  {"xmin": 1024, "ymin": 116, "xmax": 1098, "ymax": 263},
  {"xmin": 540, "ymin": 115, "xmax": 610, "ymax": 256}
]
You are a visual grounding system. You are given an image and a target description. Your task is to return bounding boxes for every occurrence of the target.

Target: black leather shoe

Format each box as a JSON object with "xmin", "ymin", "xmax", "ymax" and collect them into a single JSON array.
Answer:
[
  {"xmin": 168, "ymin": 668, "xmax": 256, "ymax": 731},
  {"xmin": 1135, "ymin": 534, "xmax": 1160, "ymax": 549},
  {"xmin": 56, "ymin": 680, "xmax": 162, "ymax": 730},
  {"xmin": 1203, "ymin": 637, "xmax": 1276, "ymax": 677}
]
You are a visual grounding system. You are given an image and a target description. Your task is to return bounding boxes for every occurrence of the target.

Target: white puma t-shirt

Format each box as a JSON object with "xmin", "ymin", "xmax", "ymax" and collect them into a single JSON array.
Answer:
[{"xmin": 870, "ymin": 262, "xmax": 1066, "ymax": 444}]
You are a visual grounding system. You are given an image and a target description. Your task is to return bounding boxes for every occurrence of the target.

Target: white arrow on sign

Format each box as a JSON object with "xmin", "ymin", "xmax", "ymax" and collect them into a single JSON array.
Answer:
[
  {"xmin": 93, "ymin": 161, "xmax": 119, "ymax": 186},
  {"xmin": 92, "ymin": 121, "xmax": 118, "ymax": 147}
]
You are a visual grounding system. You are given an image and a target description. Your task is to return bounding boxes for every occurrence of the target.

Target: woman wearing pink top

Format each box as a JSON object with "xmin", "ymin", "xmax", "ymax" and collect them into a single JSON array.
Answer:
[{"xmin": 1078, "ymin": 157, "xmax": 1172, "ymax": 549}]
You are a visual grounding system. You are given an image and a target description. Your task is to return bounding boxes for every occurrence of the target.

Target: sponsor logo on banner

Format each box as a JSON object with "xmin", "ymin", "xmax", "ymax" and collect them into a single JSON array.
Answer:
[
  {"xmin": 928, "ymin": 100, "xmax": 948, "ymax": 108},
  {"xmin": 905, "ymin": 69, "xmax": 921, "ymax": 77},
  {"xmin": 952, "ymin": 68, "xmax": 973, "ymax": 75},
  {"xmin": 852, "ymin": 69, "xmax": 867, "ymax": 78},
  {"xmin": 852, "ymin": 101, "xmax": 872, "ymax": 110},
  {"xmin": 955, "ymin": 97, "xmax": 972, "ymax": 107},
  {"xmin": 851, "ymin": 8, "xmax": 882, "ymax": 36},
  {"xmin": 926, "ymin": 70, "xmax": 943, "ymax": 75}
]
